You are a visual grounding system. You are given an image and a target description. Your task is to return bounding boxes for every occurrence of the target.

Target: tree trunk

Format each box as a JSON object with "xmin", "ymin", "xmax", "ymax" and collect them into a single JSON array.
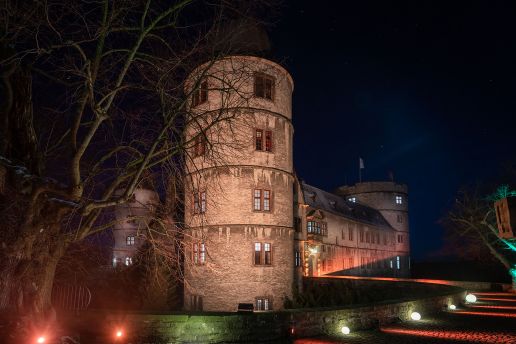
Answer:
[{"xmin": 2, "ymin": 246, "xmax": 65, "ymax": 343}]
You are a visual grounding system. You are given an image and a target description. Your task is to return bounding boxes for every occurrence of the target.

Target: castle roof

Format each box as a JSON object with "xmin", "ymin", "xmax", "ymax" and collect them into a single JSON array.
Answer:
[{"xmin": 299, "ymin": 182, "xmax": 393, "ymax": 230}]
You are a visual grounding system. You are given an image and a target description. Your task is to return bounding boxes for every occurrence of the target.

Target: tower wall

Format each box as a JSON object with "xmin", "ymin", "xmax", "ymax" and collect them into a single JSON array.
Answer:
[
  {"xmin": 184, "ymin": 56, "xmax": 294, "ymax": 311},
  {"xmin": 335, "ymin": 182, "xmax": 410, "ymax": 275},
  {"xmin": 112, "ymin": 188, "xmax": 160, "ymax": 266}
]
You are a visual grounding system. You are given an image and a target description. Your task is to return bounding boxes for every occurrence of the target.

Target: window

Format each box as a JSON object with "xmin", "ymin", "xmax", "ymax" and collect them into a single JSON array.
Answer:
[
  {"xmin": 125, "ymin": 257, "xmax": 132, "ymax": 266},
  {"xmin": 348, "ymin": 257, "xmax": 354, "ymax": 269},
  {"xmin": 359, "ymin": 229, "xmax": 364, "ymax": 242},
  {"xmin": 253, "ymin": 189, "xmax": 272, "ymax": 212},
  {"xmin": 397, "ymin": 214, "xmax": 403, "ymax": 223},
  {"xmin": 264, "ymin": 243, "xmax": 271, "ymax": 265},
  {"xmin": 348, "ymin": 197, "xmax": 356, "ymax": 203},
  {"xmin": 255, "ymin": 129, "xmax": 263, "ymax": 150},
  {"xmin": 193, "ymin": 242, "xmax": 206, "ymax": 265},
  {"xmin": 396, "ymin": 195, "xmax": 403, "ymax": 204},
  {"xmin": 390, "ymin": 260, "xmax": 394, "ymax": 269},
  {"xmin": 396, "ymin": 256, "xmax": 401, "ymax": 270},
  {"xmin": 126, "ymin": 236, "xmax": 135, "ymax": 246},
  {"xmin": 348, "ymin": 227, "xmax": 354, "ymax": 241},
  {"xmin": 254, "ymin": 74, "xmax": 274, "ymax": 100},
  {"xmin": 254, "ymin": 242, "xmax": 272, "ymax": 265},
  {"xmin": 191, "ymin": 295, "xmax": 203, "ymax": 311},
  {"xmin": 295, "ymin": 250, "xmax": 301, "ymax": 267},
  {"xmin": 397, "ymin": 234, "xmax": 404, "ymax": 243},
  {"xmin": 307, "ymin": 221, "xmax": 327, "ymax": 236},
  {"xmin": 365, "ymin": 232, "xmax": 370, "ymax": 243},
  {"xmin": 193, "ymin": 191, "xmax": 206, "ymax": 214},
  {"xmin": 192, "ymin": 80, "xmax": 208, "ymax": 107},
  {"xmin": 255, "ymin": 129, "xmax": 273, "ymax": 152},
  {"xmin": 193, "ymin": 135, "xmax": 206, "ymax": 157},
  {"xmin": 383, "ymin": 233, "xmax": 387, "ymax": 245},
  {"xmin": 256, "ymin": 297, "xmax": 271, "ymax": 311}
]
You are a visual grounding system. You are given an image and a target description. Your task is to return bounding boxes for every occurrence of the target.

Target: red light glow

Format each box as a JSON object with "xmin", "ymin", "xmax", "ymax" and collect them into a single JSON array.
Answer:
[
  {"xmin": 470, "ymin": 305, "xmax": 516, "ymax": 311},
  {"xmin": 477, "ymin": 298, "xmax": 516, "ymax": 303},
  {"xmin": 453, "ymin": 310, "xmax": 516, "ymax": 318},
  {"xmin": 382, "ymin": 328, "xmax": 513, "ymax": 343},
  {"xmin": 36, "ymin": 337, "xmax": 45, "ymax": 344},
  {"xmin": 473, "ymin": 292, "xmax": 515, "ymax": 297},
  {"xmin": 116, "ymin": 330, "xmax": 123, "ymax": 338}
]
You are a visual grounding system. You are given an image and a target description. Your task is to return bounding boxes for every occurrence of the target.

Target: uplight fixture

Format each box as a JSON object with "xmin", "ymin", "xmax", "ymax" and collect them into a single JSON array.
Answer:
[
  {"xmin": 410, "ymin": 311, "xmax": 421, "ymax": 321},
  {"xmin": 466, "ymin": 294, "xmax": 477, "ymax": 303}
]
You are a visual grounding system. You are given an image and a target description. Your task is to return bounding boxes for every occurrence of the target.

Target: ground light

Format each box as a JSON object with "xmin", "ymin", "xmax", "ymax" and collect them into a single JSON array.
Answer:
[
  {"xmin": 410, "ymin": 312, "xmax": 421, "ymax": 321},
  {"xmin": 36, "ymin": 337, "xmax": 45, "ymax": 343},
  {"xmin": 115, "ymin": 330, "xmax": 123, "ymax": 339},
  {"xmin": 466, "ymin": 294, "xmax": 477, "ymax": 303},
  {"xmin": 449, "ymin": 304, "xmax": 456, "ymax": 310},
  {"xmin": 341, "ymin": 326, "xmax": 350, "ymax": 335}
]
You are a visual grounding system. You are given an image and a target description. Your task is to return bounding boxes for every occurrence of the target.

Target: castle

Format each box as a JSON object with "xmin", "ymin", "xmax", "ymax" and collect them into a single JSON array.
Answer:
[
  {"xmin": 112, "ymin": 55, "xmax": 411, "ymax": 312},
  {"xmin": 182, "ymin": 55, "xmax": 410, "ymax": 312}
]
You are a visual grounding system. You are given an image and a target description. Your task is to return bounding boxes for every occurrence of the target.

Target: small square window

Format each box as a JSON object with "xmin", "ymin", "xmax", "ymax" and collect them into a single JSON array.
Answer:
[
  {"xmin": 192, "ymin": 80, "xmax": 208, "ymax": 107},
  {"xmin": 295, "ymin": 250, "xmax": 301, "ymax": 267},
  {"xmin": 193, "ymin": 191, "xmax": 206, "ymax": 214},
  {"xmin": 193, "ymin": 134, "xmax": 207, "ymax": 157},
  {"xmin": 253, "ymin": 189, "xmax": 271, "ymax": 212},
  {"xmin": 126, "ymin": 236, "xmax": 135, "ymax": 246},
  {"xmin": 395, "ymin": 196, "xmax": 403, "ymax": 204},
  {"xmin": 191, "ymin": 295, "xmax": 203, "ymax": 311},
  {"xmin": 254, "ymin": 74, "xmax": 274, "ymax": 100},
  {"xmin": 193, "ymin": 242, "xmax": 206, "ymax": 265},
  {"xmin": 256, "ymin": 297, "xmax": 271, "ymax": 311},
  {"xmin": 125, "ymin": 257, "xmax": 133, "ymax": 266},
  {"xmin": 348, "ymin": 197, "xmax": 356, "ymax": 203},
  {"xmin": 254, "ymin": 242, "xmax": 272, "ymax": 265}
]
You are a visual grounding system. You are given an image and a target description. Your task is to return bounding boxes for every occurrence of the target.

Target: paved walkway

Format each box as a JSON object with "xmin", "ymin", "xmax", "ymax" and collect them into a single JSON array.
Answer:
[{"xmin": 294, "ymin": 292, "xmax": 516, "ymax": 344}]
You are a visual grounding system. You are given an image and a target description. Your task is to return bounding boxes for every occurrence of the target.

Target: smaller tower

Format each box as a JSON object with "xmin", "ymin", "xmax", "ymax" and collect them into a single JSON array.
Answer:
[
  {"xmin": 112, "ymin": 188, "xmax": 160, "ymax": 267},
  {"xmin": 335, "ymin": 181, "xmax": 410, "ymax": 276}
]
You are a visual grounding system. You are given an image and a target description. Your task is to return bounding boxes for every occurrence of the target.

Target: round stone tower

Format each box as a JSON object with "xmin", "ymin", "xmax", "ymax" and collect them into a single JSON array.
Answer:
[
  {"xmin": 112, "ymin": 188, "xmax": 160, "ymax": 267},
  {"xmin": 336, "ymin": 182, "xmax": 410, "ymax": 275},
  {"xmin": 184, "ymin": 56, "xmax": 294, "ymax": 311}
]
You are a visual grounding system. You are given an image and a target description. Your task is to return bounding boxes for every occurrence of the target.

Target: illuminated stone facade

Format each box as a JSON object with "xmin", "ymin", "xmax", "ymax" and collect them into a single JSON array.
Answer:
[
  {"xmin": 112, "ymin": 188, "xmax": 159, "ymax": 267},
  {"xmin": 293, "ymin": 181, "xmax": 410, "ymax": 292},
  {"xmin": 183, "ymin": 56, "xmax": 295, "ymax": 312},
  {"xmin": 183, "ymin": 55, "xmax": 411, "ymax": 312}
]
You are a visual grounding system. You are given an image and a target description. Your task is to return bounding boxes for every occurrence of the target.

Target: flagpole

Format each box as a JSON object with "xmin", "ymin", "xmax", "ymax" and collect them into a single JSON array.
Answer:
[{"xmin": 359, "ymin": 158, "xmax": 362, "ymax": 183}]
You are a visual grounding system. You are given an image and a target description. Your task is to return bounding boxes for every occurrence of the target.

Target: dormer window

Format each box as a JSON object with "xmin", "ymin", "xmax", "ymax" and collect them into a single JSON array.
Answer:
[
  {"xmin": 348, "ymin": 197, "xmax": 356, "ymax": 203},
  {"xmin": 329, "ymin": 200, "xmax": 336, "ymax": 208},
  {"xmin": 254, "ymin": 73, "xmax": 274, "ymax": 100},
  {"xmin": 395, "ymin": 195, "xmax": 403, "ymax": 204}
]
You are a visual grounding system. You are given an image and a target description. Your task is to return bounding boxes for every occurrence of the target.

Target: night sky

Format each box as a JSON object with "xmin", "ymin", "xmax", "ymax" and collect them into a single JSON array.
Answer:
[{"xmin": 270, "ymin": 1, "xmax": 516, "ymax": 260}]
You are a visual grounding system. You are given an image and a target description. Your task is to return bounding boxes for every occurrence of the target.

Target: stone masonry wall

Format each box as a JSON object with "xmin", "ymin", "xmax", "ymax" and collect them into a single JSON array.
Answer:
[{"xmin": 80, "ymin": 280, "xmax": 465, "ymax": 343}]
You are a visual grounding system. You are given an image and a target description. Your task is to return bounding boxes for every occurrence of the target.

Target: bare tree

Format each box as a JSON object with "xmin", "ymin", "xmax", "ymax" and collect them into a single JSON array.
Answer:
[
  {"xmin": 443, "ymin": 185, "xmax": 516, "ymax": 289},
  {"xmin": 0, "ymin": 0, "xmax": 275, "ymax": 335}
]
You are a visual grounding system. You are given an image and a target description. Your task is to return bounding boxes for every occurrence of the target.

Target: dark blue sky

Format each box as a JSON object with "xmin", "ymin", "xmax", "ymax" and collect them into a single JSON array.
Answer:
[{"xmin": 270, "ymin": 1, "xmax": 516, "ymax": 260}]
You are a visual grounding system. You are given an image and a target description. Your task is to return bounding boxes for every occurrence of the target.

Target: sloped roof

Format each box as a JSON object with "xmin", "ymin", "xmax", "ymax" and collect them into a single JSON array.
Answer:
[{"xmin": 300, "ymin": 182, "xmax": 393, "ymax": 230}]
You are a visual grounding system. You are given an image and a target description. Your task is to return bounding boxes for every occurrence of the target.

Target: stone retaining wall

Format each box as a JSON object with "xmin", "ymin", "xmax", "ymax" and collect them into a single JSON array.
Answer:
[{"xmin": 76, "ymin": 280, "xmax": 466, "ymax": 343}]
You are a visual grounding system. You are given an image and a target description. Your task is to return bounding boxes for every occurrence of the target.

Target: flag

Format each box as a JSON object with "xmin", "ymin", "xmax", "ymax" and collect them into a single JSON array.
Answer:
[{"xmin": 359, "ymin": 157, "xmax": 364, "ymax": 169}]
